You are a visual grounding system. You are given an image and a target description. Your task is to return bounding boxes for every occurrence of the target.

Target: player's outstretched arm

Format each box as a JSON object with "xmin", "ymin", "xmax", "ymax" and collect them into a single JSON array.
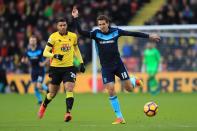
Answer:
[
  {"xmin": 119, "ymin": 29, "xmax": 160, "ymax": 42},
  {"xmin": 72, "ymin": 7, "xmax": 92, "ymax": 38}
]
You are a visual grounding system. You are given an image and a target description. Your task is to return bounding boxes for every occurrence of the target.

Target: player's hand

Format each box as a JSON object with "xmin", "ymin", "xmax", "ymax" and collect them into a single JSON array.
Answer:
[
  {"xmin": 53, "ymin": 54, "xmax": 63, "ymax": 61},
  {"xmin": 79, "ymin": 63, "xmax": 85, "ymax": 73},
  {"xmin": 149, "ymin": 33, "xmax": 160, "ymax": 42},
  {"xmin": 72, "ymin": 6, "xmax": 79, "ymax": 18},
  {"xmin": 21, "ymin": 57, "xmax": 28, "ymax": 63}
]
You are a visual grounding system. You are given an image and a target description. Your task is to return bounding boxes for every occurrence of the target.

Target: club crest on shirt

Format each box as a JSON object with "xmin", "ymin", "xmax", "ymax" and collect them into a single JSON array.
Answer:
[{"xmin": 61, "ymin": 44, "xmax": 71, "ymax": 52}]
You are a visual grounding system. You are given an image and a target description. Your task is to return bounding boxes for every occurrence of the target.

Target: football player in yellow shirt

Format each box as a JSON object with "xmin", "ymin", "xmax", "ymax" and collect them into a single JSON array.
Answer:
[{"xmin": 38, "ymin": 18, "xmax": 85, "ymax": 122}]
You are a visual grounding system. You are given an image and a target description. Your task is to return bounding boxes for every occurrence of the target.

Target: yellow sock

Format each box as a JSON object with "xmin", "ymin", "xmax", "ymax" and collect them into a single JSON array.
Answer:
[
  {"xmin": 47, "ymin": 93, "xmax": 53, "ymax": 100},
  {"xmin": 66, "ymin": 92, "xmax": 74, "ymax": 98}
]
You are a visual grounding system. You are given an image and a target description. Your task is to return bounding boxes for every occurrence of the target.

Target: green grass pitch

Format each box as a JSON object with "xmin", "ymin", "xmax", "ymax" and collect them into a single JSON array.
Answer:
[{"xmin": 0, "ymin": 93, "xmax": 197, "ymax": 131}]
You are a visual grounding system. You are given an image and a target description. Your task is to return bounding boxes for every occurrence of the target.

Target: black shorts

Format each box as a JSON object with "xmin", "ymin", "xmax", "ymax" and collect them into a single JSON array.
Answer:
[
  {"xmin": 31, "ymin": 71, "xmax": 45, "ymax": 83},
  {"xmin": 101, "ymin": 61, "xmax": 130, "ymax": 84},
  {"xmin": 49, "ymin": 66, "xmax": 77, "ymax": 85}
]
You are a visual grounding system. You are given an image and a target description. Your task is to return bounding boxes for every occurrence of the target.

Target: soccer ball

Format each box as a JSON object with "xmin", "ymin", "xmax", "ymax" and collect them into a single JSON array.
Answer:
[{"xmin": 144, "ymin": 102, "xmax": 158, "ymax": 117}]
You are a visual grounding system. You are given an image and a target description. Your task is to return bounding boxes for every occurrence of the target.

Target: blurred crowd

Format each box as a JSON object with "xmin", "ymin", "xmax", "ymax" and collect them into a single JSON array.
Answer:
[
  {"xmin": 145, "ymin": 0, "xmax": 197, "ymax": 25},
  {"xmin": 122, "ymin": 0, "xmax": 197, "ymax": 72},
  {"xmin": 0, "ymin": 0, "xmax": 196, "ymax": 75},
  {"xmin": 0, "ymin": 0, "xmax": 149, "ymax": 74},
  {"xmin": 150, "ymin": 0, "xmax": 197, "ymax": 72},
  {"xmin": 122, "ymin": 36, "xmax": 197, "ymax": 72}
]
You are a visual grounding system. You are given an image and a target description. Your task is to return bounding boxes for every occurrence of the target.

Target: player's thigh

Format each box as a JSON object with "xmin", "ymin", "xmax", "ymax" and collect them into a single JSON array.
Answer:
[
  {"xmin": 49, "ymin": 67, "xmax": 62, "ymax": 86},
  {"xmin": 31, "ymin": 72, "xmax": 37, "ymax": 83},
  {"xmin": 48, "ymin": 83, "xmax": 60, "ymax": 93},
  {"xmin": 115, "ymin": 63, "xmax": 130, "ymax": 81},
  {"xmin": 62, "ymin": 66, "xmax": 76, "ymax": 91},
  {"xmin": 101, "ymin": 67, "xmax": 115, "ymax": 84},
  {"xmin": 62, "ymin": 67, "xmax": 77, "ymax": 83}
]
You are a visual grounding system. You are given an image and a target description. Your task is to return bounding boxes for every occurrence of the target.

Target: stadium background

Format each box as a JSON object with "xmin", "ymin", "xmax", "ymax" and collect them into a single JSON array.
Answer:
[
  {"xmin": 0, "ymin": 0, "xmax": 197, "ymax": 131},
  {"xmin": 0, "ymin": 0, "xmax": 196, "ymax": 93}
]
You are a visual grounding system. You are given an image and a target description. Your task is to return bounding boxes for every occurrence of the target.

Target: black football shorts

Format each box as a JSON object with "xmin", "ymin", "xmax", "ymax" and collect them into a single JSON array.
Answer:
[{"xmin": 49, "ymin": 66, "xmax": 77, "ymax": 85}]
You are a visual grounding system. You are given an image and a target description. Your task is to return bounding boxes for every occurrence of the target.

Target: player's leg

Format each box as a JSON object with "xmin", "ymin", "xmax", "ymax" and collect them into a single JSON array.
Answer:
[
  {"xmin": 31, "ymin": 73, "xmax": 42, "ymax": 105},
  {"xmin": 43, "ymin": 83, "xmax": 59, "ymax": 107},
  {"xmin": 38, "ymin": 83, "xmax": 60, "ymax": 119},
  {"xmin": 147, "ymin": 70, "xmax": 159, "ymax": 95},
  {"xmin": 42, "ymin": 83, "xmax": 48, "ymax": 92},
  {"xmin": 33, "ymin": 83, "xmax": 42, "ymax": 105},
  {"xmin": 36, "ymin": 74, "xmax": 48, "ymax": 93},
  {"xmin": 115, "ymin": 62, "xmax": 143, "ymax": 92},
  {"xmin": 62, "ymin": 67, "xmax": 76, "ymax": 122},
  {"xmin": 40, "ymin": 73, "xmax": 49, "ymax": 92},
  {"xmin": 38, "ymin": 68, "xmax": 62, "ymax": 119},
  {"xmin": 102, "ymin": 67, "xmax": 125, "ymax": 124},
  {"xmin": 63, "ymin": 82, "xmax": 75, "ymax": 122}
]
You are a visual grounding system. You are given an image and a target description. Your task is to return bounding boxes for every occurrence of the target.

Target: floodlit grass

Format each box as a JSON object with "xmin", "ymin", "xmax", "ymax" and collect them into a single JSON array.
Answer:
[{"xmin": 0, "ymin": 93, "xmax": 197, "ymax": 131}]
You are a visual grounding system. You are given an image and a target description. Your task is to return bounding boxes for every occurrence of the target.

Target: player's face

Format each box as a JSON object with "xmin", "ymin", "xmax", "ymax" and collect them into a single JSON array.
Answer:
[
  {"xmin": 57, "ymin": 22, "xmax": 67, "ymax": 34},
  {"xmin": 29, "ymin": 37, "xmax": 37, "ymax": 49},
  {"xmin": 147, "ymin": 43, "xmax": 154, "ymax": 49},
  {"xmin": 98, "ymin": 20, "xmax": 109, "ymax": 33}
]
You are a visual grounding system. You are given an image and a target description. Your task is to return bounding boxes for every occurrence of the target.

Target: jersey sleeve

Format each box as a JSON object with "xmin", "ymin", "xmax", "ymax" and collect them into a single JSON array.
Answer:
[
  {"xmin": 118, "ymin": 28, "xmax": 149, "ymax": 38},
  {"xmin": 47, "ymin": 34, "xmax": 55, "ymax": 47},
  {"xmin": 73, "ymin": 18, "xmax": 95, "ymax": 39},
  {"xmin": 43, "ymin": 35, "xmax": 54, "ymax": 58}
]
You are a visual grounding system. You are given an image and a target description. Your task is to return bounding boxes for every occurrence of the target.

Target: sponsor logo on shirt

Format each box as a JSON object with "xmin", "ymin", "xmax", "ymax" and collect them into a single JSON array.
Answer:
[{"xmin": 99, "ymin": 40, "xmax": 115, "ymax": 44}]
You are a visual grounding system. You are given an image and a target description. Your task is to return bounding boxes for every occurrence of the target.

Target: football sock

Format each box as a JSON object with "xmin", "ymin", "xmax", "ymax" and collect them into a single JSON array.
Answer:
[
  {"xmin": 42, "ymin": 84, "xmax": 48, "ymax": 92},
  {"xmin": 34, "ymin": 87, "xmax": 42, "ymax": 104},
  {"xmin": 43, "ymin": 93, "xmax": 52, "ymax": 107},
  {"xmin": 109, "ymin": 96, "xmax": 123, "ymax": 118},
  {"xmin": 130, "ymin": 76, "xmax": 136, "ymax": 87},
  {"xmin": 66, "ymin": 92, "xmax": 74, "ymax": 113}
]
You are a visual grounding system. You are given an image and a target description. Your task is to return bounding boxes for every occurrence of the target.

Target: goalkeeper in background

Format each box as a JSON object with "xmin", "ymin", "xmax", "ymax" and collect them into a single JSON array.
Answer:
[{"xmin": 142, "ymin": 42, "xmax": 161, "ymax": 95}]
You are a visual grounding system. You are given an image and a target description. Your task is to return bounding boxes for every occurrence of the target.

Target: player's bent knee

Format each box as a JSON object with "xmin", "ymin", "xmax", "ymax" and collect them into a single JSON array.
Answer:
[
  {"xmin": 65, "ymin": 82, "xmax": 75, "ymax": 92},
  {"xmin": 106, "ymin": 86, "xmax": 116, "ymax": 96},
  {"xmin": 47, "ymin": 92, "xmax": 56, "ymax": 100},
  {"xmin": 123, "ymin": 81, "xmax": 133, "ymax": 92},
  {"xmin": 37, "ymin": 86, "xmax": 43, "ymax": 92},
  {"xmin": 66, "ymin": 86, "xmax": 74, "ymax": 92},
  {"xmin": 125, "ymin": 86, "xmax": 132, "ymax": 92}
]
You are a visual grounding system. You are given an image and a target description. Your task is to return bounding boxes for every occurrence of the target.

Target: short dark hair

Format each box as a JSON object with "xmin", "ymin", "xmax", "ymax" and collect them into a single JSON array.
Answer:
[
  {"xmin": 56, "ymin": 17, "xmax": 67, "ymax": 23},
  {"xmin": 30, "ymin": 35, "xmax": 37, "ymax": 39},
  {"xmin": 97, "ymin": 15, "xmax": 110, "ymax": 23}
]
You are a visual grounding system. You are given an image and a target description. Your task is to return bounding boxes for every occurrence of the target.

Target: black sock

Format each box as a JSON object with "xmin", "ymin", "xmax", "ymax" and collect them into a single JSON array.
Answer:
[
  {"xmin": 43, "ymin": 96, "xmax": 52, "ymax": 107},
  {"xmin": 66, "ymin": 97, "xmax": 74, "ymax": 113}
]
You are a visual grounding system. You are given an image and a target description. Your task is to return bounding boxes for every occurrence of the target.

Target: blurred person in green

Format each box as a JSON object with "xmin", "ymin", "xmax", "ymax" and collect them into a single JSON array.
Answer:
[{"xmin": 142, "ymin": 42, "xmax": 161, "ymax": 95}]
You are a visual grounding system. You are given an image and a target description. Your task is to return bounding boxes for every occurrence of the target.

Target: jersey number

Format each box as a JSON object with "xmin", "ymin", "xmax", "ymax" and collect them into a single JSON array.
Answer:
[
  {"xmin": 121, "ymin": 72, "xmax": 128, "ymax": 79},
  {"xmin": 70, "ymin": 72, "xmax": 76, "ymax": 78}
]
